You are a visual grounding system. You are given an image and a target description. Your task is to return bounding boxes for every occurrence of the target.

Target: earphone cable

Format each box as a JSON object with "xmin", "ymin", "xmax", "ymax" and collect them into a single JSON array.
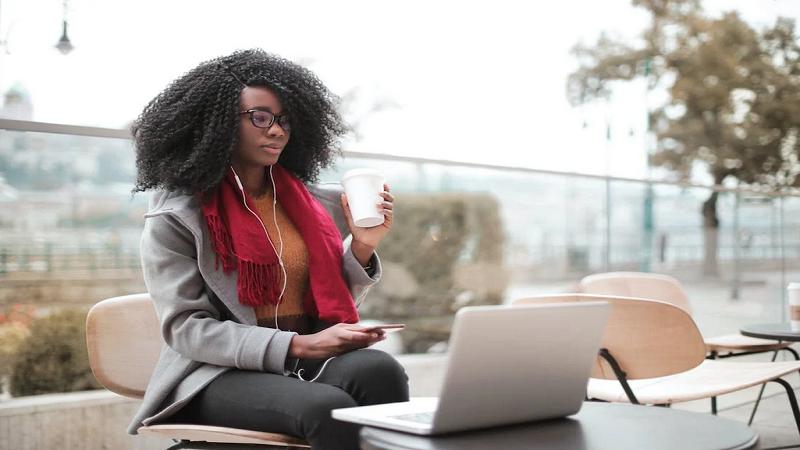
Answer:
[
  {"xmin": 269, "ymin": 165, "xmax": 286, "ymax": 330},
  {"xmin": 229, "ymin": 166, "xmax": 288, "ymax": 330}
]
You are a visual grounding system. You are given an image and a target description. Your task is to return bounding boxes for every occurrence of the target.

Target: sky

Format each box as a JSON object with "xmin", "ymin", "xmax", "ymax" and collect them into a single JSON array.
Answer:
[{"xmin": 0, "ymin": 0, "xmax": 798, "ymax": 180}]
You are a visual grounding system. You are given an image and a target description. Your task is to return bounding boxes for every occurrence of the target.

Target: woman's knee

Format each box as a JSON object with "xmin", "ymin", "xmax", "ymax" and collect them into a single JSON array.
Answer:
[
  {"xmin": 301, "ymin": 387, "xmax": 360, "ymax": 447},
  {"xmin": 302, "ymin": 387, "xmax": 358, "ymax": 424},
  {"xmin": 344, "ymin": 349, "xmax": 410, "ymax": 403},
  {"xmin": 360, "ymin": 349, "xmax": 407, "ymax": 380}
]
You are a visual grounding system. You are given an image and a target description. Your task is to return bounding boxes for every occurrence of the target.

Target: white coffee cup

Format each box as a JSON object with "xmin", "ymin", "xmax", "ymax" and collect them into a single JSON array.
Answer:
[
  {"xmin": 341, "ymin": 168, "xmax": 386, "ymax": 228},
  {"xmin": 789, "ymin": 283, "xmax": 800, "ymax": 332}
]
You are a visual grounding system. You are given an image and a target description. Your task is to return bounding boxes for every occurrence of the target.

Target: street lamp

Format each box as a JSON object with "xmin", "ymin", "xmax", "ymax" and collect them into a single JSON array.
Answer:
[
  {"xmin": 54, "ymin": 0, "xmax": 73, "ymax": 55},
  {"xmin": 0, "ymin": 0, "xmax": 7, "ymax": 55},
  {"xmin": 0, "ymin": 0, "xmax": 73, "ymax": 55},
  {"xmin": 640, "ymin": 59, "xmax": 655, "ymax": 273}
]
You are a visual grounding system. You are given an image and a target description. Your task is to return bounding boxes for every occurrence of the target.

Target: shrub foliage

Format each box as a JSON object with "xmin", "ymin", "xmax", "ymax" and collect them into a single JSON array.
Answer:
[
  {"xmin": 9, "ymin": 308, "xmax": 101, "ymax": 397},
  {"xmin": 364, "ymin": 192, "xmax": 507, "ymax": 352}
]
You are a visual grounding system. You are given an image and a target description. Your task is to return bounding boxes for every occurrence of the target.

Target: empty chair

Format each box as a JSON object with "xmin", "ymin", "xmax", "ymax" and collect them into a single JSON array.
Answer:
[
  {"xmin": 576, "ymin": 272, "xmax": 797, "ymax": 359},
  {"xmin": 577, "ymin": 271, "xmax": 799, "ymax": 418},
  {"xmin": 512, "ymin": 294, "xmax": 800, "ymax": 436},
  {"xmin": 86, "ymin": 293, "xmax": 310, "ymax": 449}
]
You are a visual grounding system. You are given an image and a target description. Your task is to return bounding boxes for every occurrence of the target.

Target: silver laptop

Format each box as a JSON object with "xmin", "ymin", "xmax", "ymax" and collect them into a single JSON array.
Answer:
[{"xmin": 332, "ymin": 301, "xmax": 610, "ymax": 435}]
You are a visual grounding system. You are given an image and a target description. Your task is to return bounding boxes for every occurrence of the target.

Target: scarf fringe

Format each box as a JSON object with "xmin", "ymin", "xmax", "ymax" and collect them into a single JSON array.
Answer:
[
  {"xmin": 199, "ymin": 166, "xmax": 359, "ymax": 322},
  {"xmin": 237, "ymin": 260, "xmax": 283, "ymax": 306},
  {"xmin": 204, "ymin": 214, "xmax": 236, "ymax": 273}
]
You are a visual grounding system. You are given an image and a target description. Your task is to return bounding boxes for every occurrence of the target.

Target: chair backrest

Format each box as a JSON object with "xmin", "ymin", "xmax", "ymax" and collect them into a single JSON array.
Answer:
[
  {"xmin": 86, "ymin": 293, "xmax": 162, "ymax": 399},
  {"xmin": 512, "ymin": 294, "xmax": 706, "ymax": 380},
  {"xmin": 577, "ymin": 272, "xmax": 693, "ymax": 315}
]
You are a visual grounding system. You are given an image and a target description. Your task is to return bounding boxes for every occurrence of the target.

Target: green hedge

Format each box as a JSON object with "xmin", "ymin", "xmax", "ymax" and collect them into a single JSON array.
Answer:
[
  {"xmin": 0, "ymin": 322, "xmax": 29, "ymax": 392},
  {"xmin": 9, "ymin": 309, "xmax": 101, "ymax": 397},
  {"xmin": 362, "ymin": 192, "xmax": 507, "ymax": 352}
]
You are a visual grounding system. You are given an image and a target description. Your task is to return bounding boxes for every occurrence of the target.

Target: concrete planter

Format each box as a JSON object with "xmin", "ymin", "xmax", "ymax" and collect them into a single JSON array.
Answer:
[{"xmin": 0, "ymin": 390, "xmax": 169, "ymax": 450}]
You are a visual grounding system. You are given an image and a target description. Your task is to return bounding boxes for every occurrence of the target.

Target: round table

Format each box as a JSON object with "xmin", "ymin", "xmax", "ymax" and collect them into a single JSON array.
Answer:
[
  {"xmin": 359, "ymin": 402, "xmax": 759, "ymax": 450},
  {"xmin": 740, "ymin": 323, "xmax": 800, "ymax": 342}
]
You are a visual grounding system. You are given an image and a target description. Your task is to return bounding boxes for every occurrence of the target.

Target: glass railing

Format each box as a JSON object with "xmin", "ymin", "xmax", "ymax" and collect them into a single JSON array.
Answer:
[{"xmin": 1, "ymin": 120, "xmax": 798, "ymax": 361}]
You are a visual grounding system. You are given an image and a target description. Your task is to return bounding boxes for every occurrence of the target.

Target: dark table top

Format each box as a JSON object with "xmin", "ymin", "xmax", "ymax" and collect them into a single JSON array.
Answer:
[
  {"xmin": 359, "ymin": 402, "xmax": 759, "ymax": 450},
  {"xmin": 740, "ymin": 322, "xmax": 800, "ymax": 342}
]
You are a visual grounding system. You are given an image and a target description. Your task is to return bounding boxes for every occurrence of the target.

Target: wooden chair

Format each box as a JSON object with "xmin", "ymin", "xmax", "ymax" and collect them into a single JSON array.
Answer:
[
  {"xmin": 86, "ymin": 293, "xmax": 310, "ymax": 449},
  {"xmin": 512, "ymin": 294, "xmax": 800, "ymax": 436},
  {"xmin": 576, "ymin": 272, "xmax": 797, "ymax": 359},
  {"xmin": 576, "ymin": 271, "xmax": 799, "ymax": 419}
]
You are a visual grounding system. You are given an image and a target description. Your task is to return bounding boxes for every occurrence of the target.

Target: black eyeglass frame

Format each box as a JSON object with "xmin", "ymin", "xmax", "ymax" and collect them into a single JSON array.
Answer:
[{"xmin": 239, "ymin": 109, "xmax": 291, "ymax": 131}]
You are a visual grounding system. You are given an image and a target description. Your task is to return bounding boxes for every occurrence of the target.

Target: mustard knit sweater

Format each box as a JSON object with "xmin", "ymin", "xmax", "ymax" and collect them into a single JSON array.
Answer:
[{"xmin": 252, "ymin": 193, "xmax": 310, "ymax": 334}]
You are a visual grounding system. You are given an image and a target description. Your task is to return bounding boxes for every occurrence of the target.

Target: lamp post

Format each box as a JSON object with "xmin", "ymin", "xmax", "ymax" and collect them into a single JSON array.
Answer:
[
  {"xmin": 605, "ymin": 92, "xmax": 612, "ymax": 272},
  {"xmin": 0, "ymin": 0, "xmax": 73, "ymax": 56},
  {"xmin": 0, "ymin": 0, "xmax": 6, "ymax": 54},
  {"xmin": 54, "ymin": 0, "xmax": 74, "ymax": 55},
  {"xmin": 0, "ymin": 0, "xmax": 73, "ymax": 119},
  {"xmin": 640, "ymin": 59, "xmax": 655, "ymax": 273}
]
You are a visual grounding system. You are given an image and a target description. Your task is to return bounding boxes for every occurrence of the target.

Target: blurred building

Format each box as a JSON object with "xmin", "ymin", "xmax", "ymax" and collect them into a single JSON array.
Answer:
[{"xmin": 0, "ymin": 83, "xmax": 34, "ymax": 121}]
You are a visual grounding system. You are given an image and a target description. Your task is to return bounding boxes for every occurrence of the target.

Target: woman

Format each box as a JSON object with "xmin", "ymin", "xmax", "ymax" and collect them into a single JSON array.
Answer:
[{"xmin": 129, "ymin": 48, "xmax": 409, "ymax": 450}]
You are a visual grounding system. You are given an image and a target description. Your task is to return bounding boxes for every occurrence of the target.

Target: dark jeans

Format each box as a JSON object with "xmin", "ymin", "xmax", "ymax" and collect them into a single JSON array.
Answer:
[{"xmin": 167, "ymin": 348, "xmax": 409, "ymax": 450}]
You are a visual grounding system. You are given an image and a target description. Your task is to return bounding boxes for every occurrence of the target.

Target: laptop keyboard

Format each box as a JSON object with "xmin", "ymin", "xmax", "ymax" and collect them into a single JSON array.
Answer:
[{"xmin": 389, "ymin": 411, "xmax": 435, "ymax": 424}]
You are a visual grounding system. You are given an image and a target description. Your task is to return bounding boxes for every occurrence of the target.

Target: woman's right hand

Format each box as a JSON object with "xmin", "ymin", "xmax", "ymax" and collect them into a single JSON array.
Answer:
[{"xmin": 288, "ymin": 323, "xmax": 386, "ymax": 359}]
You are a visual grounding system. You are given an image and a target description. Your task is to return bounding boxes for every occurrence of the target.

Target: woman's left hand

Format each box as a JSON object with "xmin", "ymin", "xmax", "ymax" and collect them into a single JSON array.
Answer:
[{"xmin": 341, "ymin": 184, "xmax": 394, "ymax": 265}]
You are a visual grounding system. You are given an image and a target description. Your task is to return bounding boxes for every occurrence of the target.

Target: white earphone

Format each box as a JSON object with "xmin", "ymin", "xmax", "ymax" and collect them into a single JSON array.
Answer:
[
  {"xmin": 230, "ymin": 165, "xmax": 287, "ymax": 330},
  {"xmin": 230, "ymin": 165, "xmax": 337, "ymax": 383}
]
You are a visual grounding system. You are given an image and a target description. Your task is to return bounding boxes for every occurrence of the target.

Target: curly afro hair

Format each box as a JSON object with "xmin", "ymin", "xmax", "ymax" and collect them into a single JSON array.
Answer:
[{"xmin": 132, "ymin": 49, "xmax": 348, "ymax": 196}]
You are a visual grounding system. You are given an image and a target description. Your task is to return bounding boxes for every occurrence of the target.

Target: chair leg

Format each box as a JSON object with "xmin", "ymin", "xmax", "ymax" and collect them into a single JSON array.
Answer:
[
  {"xmin": 769, "ymin": 378, "xmax": 800, "ymax": 437},
  {"xmin": 781, "ymin": 347, "xmax": 800, "ymax": 388},
  {"xmin": 747, "ymin": 349, "xmax": 781, "ymax": 425},
  {"xmin": 707, "ymin": 351, "xmax": 719, "ymax": 414},
  {"xmin": 598, "ymin": 348, "xmax": 640, "ymax": 405},
  {"xmin": 783, "ymin": 347, "xmax": 800, "ymax": 380}
]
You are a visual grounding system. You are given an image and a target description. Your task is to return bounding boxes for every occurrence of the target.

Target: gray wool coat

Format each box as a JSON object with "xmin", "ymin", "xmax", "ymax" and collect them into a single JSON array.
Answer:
[{"xmin": 127, "ymin": 183, "xmax": 382, "ymax": 434}]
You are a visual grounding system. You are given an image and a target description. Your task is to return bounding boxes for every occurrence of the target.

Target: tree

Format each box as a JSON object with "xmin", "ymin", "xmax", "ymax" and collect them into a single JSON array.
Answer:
[
  {"xmin": 298, "ymin": 58, "xmax": 400, "ymax": 143},
  {"xmin": 338, "ymin": 86, "xmax": 400, "ymax": 142},
  {"xmin": 568, "ymin": 0, "xmax": 800, "ymax": 275}
]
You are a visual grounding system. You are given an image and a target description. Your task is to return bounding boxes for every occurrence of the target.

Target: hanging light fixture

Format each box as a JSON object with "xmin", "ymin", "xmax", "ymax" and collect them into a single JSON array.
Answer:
[{"xmin": 54, "ymin": 0, "xmax": 74, "ymax": 55}]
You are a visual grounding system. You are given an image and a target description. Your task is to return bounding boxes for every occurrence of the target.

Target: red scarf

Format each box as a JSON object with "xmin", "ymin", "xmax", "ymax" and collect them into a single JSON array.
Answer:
[{"xmin": 200, "ymin": 165, "xmax": 359, "ymax": 324}]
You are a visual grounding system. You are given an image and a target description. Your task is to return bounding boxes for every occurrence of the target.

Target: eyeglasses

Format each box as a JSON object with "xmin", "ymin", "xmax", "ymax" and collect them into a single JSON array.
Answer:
[{"xmin": 240, "ymin": 109, "xmax": 291, "ymax": 131}]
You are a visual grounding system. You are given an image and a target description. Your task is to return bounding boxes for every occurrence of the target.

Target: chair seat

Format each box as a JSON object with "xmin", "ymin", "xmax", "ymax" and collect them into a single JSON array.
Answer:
[
  {"xmin": 138, "ymin": 424, "xmax": 310, "ymax": 448},
  {"xmin": 588, "ymin": 359, "xmax": 800, "ymax": 404},
  {"xmin": 705, "ymin": 333, "xmax": 793, "ymax": 353}
]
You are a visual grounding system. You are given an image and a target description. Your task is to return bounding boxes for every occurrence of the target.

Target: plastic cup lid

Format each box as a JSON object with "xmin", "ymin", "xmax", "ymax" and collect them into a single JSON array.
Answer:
[{"xmin": 341, "ymin": 168, "xmax": 384, "ymax": 184}]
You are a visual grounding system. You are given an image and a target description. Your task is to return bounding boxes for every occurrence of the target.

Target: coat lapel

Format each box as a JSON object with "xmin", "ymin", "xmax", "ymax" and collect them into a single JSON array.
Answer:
[{"xmin": 197, "ymin": 221, "xmax": 258, "ymax": 326}]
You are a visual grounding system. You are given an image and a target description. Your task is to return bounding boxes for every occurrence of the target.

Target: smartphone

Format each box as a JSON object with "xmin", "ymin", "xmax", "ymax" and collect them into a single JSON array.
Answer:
[{"xmin": 355, "ymin": 324, "xmax": 405, "ymax": 333}]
